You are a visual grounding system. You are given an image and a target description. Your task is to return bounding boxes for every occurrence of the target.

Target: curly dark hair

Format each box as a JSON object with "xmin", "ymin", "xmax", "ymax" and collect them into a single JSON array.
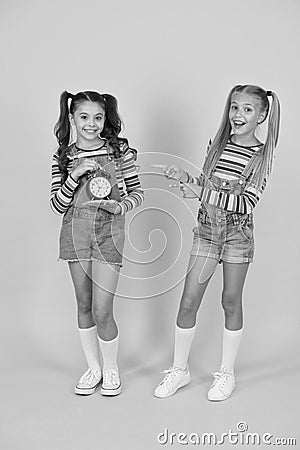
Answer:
[{"xmin": 54, "ymin": 90, "xmax": 125, "ymax": 183}]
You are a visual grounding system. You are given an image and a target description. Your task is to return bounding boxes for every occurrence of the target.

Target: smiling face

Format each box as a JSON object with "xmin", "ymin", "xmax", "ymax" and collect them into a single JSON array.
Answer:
[
  {"xmin": 229, "ymin": 92, "xmax": 266, "ymax": 144},
  {"xmin": 70, "ymin": 101, "xmax": 105, "ymax": 147}
]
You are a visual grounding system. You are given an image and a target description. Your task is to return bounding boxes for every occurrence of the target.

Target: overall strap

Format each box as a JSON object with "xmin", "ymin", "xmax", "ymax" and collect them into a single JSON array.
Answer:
[
  {"xmin": 240, "ymin": 147, "xmax": 263, "ymax": 180},
  {"xmin": 68, "ymin": 144, "xmax": 77, "ymax": 158}
]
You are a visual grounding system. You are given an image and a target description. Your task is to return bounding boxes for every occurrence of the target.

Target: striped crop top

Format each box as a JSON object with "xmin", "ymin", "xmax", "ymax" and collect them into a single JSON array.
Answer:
[
  {"xmin": 50, "ymin": 140, "xmax": 144, "ymax": 216},
  {"xmin": 186, "ymin": 139, "xmax": 266, "ymax": 214}
]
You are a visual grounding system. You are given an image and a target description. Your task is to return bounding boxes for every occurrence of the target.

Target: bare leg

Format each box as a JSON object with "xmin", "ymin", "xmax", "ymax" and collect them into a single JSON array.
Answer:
[
  {"xmin": 68, "ymin": 261, "xmax": 94, "ymax": 328},
  {"xmin": 91, "ymin": 262, "xmax": 120, "ymax": 341},
  {"xmin": 222, "ymin": 262, "xmax": 249, "ymax": 330},
  {"xmin": 177, "ymin": 255, "xmax": 218, "ymax": 328}
]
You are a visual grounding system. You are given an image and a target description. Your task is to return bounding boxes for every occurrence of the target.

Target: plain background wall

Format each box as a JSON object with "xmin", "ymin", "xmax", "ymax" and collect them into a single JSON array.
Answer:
[{"xmin": 0, "ymin": 0, "xmax": 299, "ymax": 448}]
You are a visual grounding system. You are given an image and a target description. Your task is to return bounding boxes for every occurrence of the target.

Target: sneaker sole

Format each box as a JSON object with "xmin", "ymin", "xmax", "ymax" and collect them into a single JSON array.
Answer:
[
  {"xmin": 153, "ymin": 373, "xmax": 191, "ymax": 399},
  {"xmin": 74, "ymin": 382, "xmax": 101, "ymax": 396},
  {"xmin": 101, "ymin": 385, "xmax": 122, "ymax": 396},
  {"xmin": 207, "ymin": 385, "xmax": 236, "ymax": 402}
]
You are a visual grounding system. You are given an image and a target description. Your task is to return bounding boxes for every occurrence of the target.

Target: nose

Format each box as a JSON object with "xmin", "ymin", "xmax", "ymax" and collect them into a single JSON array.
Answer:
[
  {"xmin": 88, "ymin": 117, "xmax": 96, "ymax": 127},
  {"xmin": 233, "ymin": 107, "xmax": 243, "ymax": 118}
]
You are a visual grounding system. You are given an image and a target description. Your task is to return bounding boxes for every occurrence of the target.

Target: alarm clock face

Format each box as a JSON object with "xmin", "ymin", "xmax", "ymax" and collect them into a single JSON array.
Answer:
[{"xmin": 88, "ymin": 176, "xmax": 112, "ymax": 199}]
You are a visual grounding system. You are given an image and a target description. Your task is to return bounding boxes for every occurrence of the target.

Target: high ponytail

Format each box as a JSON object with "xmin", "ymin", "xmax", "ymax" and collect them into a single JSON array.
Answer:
[
  {"xmin": 54, "ymin": 90, "xmax": 74, "ymax": 182},
  {"xmin": 254, "ymin": 91, "xmax": 280, "ymax": 189},
  {"xmin": 101, "ymin": 93, "xmax": 123, "ymax": 160}
]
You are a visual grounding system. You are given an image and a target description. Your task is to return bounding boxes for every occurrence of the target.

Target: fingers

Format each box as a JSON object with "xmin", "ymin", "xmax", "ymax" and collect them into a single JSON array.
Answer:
[
  {"xmin": 83, "ymin": 159, "xmax": 99, "ymax": 171},
  {"xmin": 151, "ymin": 164, "xmax": 179, "ymax": 178},
  {"xmin": 151, "ymin": 164, "xmax": 168, "ymax": 170},
  {"xmin": 82, "ymin": 200, "xmax": 117, "ymax": 210},
  {"xmin": 164, "ymin": 166, "xmax": 178, "ymax": 179},
  {"xmin": 101, "ymin": 200, "xmax": 117, "ymax": 206},
  {"xmin": 170, "ymin": 183, "xmax": 185, "ymax": 190},
  {"xmin": 82, "ymin": 200, "xmax": 102, "ymax": 206},
  {"xmin": 169, "ymin": 183, "xmax": 189, "ymax": 199}
]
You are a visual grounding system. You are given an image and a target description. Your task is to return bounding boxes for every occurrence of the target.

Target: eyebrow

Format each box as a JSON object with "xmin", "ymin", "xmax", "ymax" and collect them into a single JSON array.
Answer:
[
  {"xmin": 79, "ymin": 112, "xmax": 104, "ymax": 116},
  {"xmin": 231, "ymin": 102, "xmax": 254, "ymax": 106}
]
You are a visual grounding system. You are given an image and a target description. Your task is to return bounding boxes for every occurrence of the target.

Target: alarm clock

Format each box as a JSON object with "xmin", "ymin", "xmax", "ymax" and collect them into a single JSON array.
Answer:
[{"xmin": 87, "ymin": 171, "xmax": 112, "ymax": 199}]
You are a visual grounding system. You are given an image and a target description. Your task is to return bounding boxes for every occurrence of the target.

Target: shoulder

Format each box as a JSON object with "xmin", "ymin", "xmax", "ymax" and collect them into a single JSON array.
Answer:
[
  {"xmin": 52, "ymin": 145, "xmax": 74, "ymax": 158},
  {"xmin": 52, "ymin": 149, "xmax": 59, "ymax": 159}
]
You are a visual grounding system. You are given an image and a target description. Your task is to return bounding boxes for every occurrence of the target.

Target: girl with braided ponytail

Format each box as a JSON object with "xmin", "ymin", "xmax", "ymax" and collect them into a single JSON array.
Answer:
[
  {"xmin": 50, "ymin": 90, "xmax": 144, "ymax": 396},
  {"xmin": 153, "ymin": 85, "xmax": 280, "ymax": 401}
]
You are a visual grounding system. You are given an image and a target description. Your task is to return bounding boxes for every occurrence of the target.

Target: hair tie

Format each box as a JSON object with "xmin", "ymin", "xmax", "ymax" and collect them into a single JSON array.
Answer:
[
  {"xmin": 67, "ymin": 92, "xmax": 74, "ymax": 111},
  {"xmin": 266, "ymin": 90, "xmax": 272, "ymax": 96}
]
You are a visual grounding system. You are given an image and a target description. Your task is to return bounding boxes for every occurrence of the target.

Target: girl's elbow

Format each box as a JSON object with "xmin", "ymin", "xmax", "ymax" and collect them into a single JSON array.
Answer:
[{"xmin": 50, "ymin": 201, "xmax": 64, "ymax": 216}]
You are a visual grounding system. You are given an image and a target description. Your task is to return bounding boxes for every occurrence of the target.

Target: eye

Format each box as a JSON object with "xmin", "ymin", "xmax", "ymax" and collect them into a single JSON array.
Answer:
[
  {"xmin": 95, "ymin": 116, "xmax": 104, "ymax": 121},
  {"xmin": 231, "ymin": 105, "xmax": 237, "ymax": 110},
  {"xmin": 244, "ymin": 108, "xmax": 253, "ymax": 113},
  {"xmin": 80, "ymin": 115, "xmax": 88, "ymax": 120}
]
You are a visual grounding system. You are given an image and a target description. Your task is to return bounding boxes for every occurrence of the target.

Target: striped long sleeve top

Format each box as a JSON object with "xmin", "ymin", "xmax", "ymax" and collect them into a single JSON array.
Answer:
[
  {"xmin": 186, "ymin": 139, "xmax": 266, "ymax": 214},
  {"xmin": 50, "ymin": 141, "xmax": 144, "ymax": 216}
]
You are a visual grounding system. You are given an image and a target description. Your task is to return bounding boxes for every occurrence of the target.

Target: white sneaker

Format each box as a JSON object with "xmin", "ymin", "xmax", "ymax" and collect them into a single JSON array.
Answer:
[
  {"xmin": 154, "ymin": 366, "xmax": 191, "ymax": 398},
  {"xmin": 207, "ymin": 367, "xmax": 235, "ymax": 401},
  {"xmin": 101, "ymin": 369, "xmax": 121, "ymax": 396},
  {"xmin": 74, "ymin": 368, "xmax": 102, "ymax": 395}
]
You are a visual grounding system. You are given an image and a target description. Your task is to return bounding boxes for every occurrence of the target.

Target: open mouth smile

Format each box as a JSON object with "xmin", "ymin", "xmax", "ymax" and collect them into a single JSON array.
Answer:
[
  {"xmin": 232, "ymin": 120, "xmax": 246, "ymax": 129},
  {"xmin": 84, "ymin": 129, "xmax": 99, "ymax": 134}
]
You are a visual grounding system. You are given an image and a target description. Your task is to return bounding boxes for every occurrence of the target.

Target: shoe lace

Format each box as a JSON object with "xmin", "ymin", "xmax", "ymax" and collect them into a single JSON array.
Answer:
[
  {"xmin": 160, "ymin": 366, "xmax": 182, "ymax": 388},
  {"xmin": 211, "ymin": 368, "xmax": 232, "ymax": 390},
  {"xmin": 103, "ymin": 369, "xmax": 119, "ymax": 386},
  {"xmin": 81, "ymin": 368, "xmax": 100, "ymax": 386}
]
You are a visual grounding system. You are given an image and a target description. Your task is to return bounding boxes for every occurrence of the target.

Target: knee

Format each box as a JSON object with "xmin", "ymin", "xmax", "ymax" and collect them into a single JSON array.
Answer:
[
  {"xmin": 221, "ymin": 291, "xmax": 241, "ymax": 315},
  {"xmin": 77, "ymin": 293, "xmax": 92, "ymax": 315},
  {"xmin": 92, "ymin": 304, "xmax": 113, "ymax": 328},
  {"xmin": 179, "ymin": 293, "xmax": 198, "ymax": 316}
]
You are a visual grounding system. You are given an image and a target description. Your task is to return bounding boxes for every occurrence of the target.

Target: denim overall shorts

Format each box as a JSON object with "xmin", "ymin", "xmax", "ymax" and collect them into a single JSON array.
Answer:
[
  {"xmin": 59, "ymin": 145, "xmax": 125, "ymax": 265},
  {"xmin": 190, "ymin": 150, "xmax": 262, "ymax": 264}
]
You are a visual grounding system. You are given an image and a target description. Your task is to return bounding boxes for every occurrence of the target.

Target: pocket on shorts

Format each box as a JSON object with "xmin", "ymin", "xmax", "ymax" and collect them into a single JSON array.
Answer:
[
  {"xmin": 193, "ymin": 210, "xmax": 205, "ymax": 235},
  {"xmin": 62, "ymin": 207, "xmax": 73, "ymax": 225},
  {"xmin": 196, "ymin": 208, "xmax": 207, "ymax": 225},
  {"xmin": 98, "ymin": 210, "xmax": 114, "ymax": 222},
  {"xmin": 239, "ymin": 217, "xmax": 254, "ymax": 242}
]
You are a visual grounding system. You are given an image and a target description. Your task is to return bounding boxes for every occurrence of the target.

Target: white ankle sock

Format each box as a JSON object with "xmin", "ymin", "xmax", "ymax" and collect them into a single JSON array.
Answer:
[
  {"xmin": 221, "ymin": 327, "xmax": 244, "ymax": 373},
  {"xmin": 98, "ymin": 334, "xmax": 119, "ymax": 371},
  {"xmin": 78, "ymin": 325, "xmax": 101, "ymax": 371},
  {"xmin": 173, "ymin": 324, "xmax": 196, "ymax": 371}
]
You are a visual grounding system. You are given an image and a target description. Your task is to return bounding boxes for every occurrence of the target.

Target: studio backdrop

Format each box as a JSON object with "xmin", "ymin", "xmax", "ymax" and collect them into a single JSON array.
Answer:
[{"xmin": 1, "ymin": 0, "xmax": 299, "ymax": 419}]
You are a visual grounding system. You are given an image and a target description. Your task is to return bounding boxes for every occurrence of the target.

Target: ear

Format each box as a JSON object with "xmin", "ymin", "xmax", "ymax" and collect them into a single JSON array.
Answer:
[
  {"xmin": 257, "ymin": 110, "xmax": 267, "ymax": 124},
  {"xmin": 69, "ymin": 113, "xmax": 75, "ymax": 126}
]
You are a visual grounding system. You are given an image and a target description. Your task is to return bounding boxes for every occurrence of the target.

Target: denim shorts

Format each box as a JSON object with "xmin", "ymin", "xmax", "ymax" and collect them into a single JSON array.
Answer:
[
  {"xmin": 59, "ymin": 206, "xmax": 125, "ymax": 266},
  {"xmin": 190, "ymin": 204, "xmax": 254, "ymax": 264}
]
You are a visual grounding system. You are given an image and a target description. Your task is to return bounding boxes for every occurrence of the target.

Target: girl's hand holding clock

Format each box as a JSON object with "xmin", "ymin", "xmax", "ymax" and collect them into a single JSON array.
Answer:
[
  {"xmin": 71, "ymin": 158, "xmax": 99, "ymax": 182},
  {"xmin": 71, "ymin": 158, "xmax": 121, "ymax": 214}
]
